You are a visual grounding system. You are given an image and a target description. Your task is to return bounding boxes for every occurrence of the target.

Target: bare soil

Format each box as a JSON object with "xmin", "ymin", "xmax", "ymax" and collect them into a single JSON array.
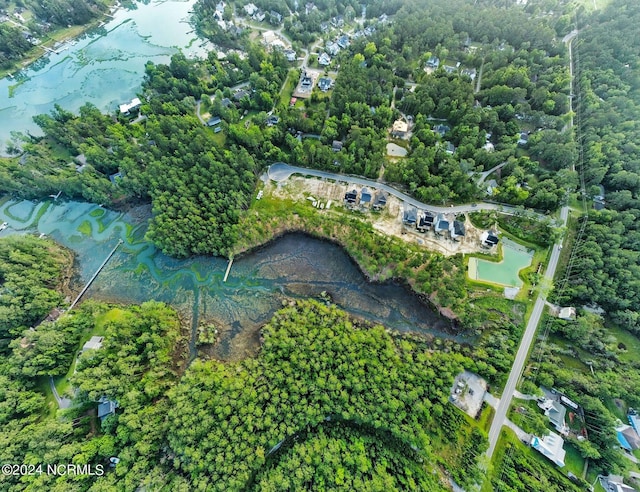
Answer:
[{"xmin": 267, "ymin": 176, "xmax": 498, "ymax": 258}]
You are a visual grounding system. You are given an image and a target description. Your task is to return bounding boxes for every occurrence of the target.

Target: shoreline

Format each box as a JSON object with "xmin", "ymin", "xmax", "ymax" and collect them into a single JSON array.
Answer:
[
  {"xmin": 232, "ymin": 226, "xmax": 462, "ymax": 325},
  {"xmin": 0, "ymin": 1, "xmax": 122, "ymax": 80}
]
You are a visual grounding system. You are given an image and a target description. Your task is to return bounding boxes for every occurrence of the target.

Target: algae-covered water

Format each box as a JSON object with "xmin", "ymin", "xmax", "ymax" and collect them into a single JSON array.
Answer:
[
  {"xmin": 0, "ymin": 199, "xmax": 461, "ymax": 359},
  {"xmin": 0, "ymin": 0, "xmax": 208, "ymax": 152}
]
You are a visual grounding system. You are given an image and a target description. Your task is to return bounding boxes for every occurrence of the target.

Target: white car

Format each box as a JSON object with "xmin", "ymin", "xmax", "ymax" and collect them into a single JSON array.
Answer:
[{"xmin": 0, "ymin": 222, "xmax": 8, "ymax": 231}]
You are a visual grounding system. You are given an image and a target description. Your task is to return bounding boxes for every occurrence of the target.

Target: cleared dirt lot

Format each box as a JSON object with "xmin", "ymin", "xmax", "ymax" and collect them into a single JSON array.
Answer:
[{"xmin": 265, "ymin": 175, "xmax": 499, "ymax": 258}]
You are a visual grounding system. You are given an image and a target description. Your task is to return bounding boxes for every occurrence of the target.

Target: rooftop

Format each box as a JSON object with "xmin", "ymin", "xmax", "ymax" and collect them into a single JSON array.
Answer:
[
  {"xmin": 531, "ymin": 432, "xmax": 566, "ymax": 467},
  {"xmin": 82, "ymin": 336, "xmax": 103, "ymax": 352}
]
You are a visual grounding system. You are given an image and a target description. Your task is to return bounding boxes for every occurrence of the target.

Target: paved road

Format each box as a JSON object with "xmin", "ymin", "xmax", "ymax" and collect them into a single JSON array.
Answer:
[
  {"xmin": 49, "ymin": 376, "xmax": 71, "ymax": 409},
  {"xmin": 485, "ymin": 30, "xmax": 577, "ymax": 459},
  {"xmin": 476, "ymin": 161, "xmax": 508, "ymax": 184},
  {"xmin": 268, "ymin": 162, "xmax": 544, "ymax": 218},
  {"xmin": 486, "ymin": 204, "xmax": 569, "ymax": 458}
]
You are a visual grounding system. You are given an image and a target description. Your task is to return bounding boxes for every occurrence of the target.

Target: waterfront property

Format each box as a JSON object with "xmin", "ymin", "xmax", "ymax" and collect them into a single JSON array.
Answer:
[{"xmin": 468, "ymin": 238, "xmax": 533, "ymax": 287}]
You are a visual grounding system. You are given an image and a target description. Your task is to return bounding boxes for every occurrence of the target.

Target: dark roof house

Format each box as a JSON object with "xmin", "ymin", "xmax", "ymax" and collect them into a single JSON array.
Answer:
[
  {"xmin": 373, "ymin": 191, "xmax": 388, "ymax": 209},
  {"xmin": 481, "ymin": 230, "xmax": 499, "ymax": 247},
  {"xmin": 403, "ymin": 207, "xmax": 417, "ymax": 225},
  {"xmin": 425, "ymin": 56, "xmax": 440, "ymax": 69},
  {"xmin": 337, "ymin": 35, "xmax": 349, "ymax": 49},
  {"xmin": 318, "ymin": 77, "xmax": 333, "ymax": 91},
  {"xmin": 344, "ymin": 189, "xmax": 357, "ymax": 204},
  {"xmin": 417, "ymin": 211, "xmax": 435, "ymax": 231},
  {"xmin": 435, "ymin": 214, "xmax": 449, "ymax": 234},
  {"xmin": 434, "ymin": 124, "xmax": 450, "ymax": 137},
  {"xmin": 451, "ymin": 220, "xmax": 465, "ymax": 239}
]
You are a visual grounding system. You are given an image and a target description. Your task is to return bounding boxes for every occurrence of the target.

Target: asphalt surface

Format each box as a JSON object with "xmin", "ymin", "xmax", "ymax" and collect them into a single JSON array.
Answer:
[
  {"xmin": 485, "ymin": 206, "xmax": 567, "ymax": 458},
  {"xmin": 485, "ymin": 30, "xmax": 577, "ymax": 460},
  {"xmin": 268, "ymin": 162, "xmax": 542, "ymax": 217}
]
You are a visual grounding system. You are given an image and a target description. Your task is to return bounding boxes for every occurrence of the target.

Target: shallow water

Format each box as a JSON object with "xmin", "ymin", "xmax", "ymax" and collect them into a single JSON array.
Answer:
[
  {"xmin": 0, "ymin": 199, "xmax": 465, "ymax": 359},
  {"xmin": 0, "ymin": 0, "xmax": 207, "ymax": 152}
]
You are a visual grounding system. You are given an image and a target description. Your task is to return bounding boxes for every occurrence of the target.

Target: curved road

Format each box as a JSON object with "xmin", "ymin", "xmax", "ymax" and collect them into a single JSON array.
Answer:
[{"xmin": 268, "ymin": 162, "xmax": 543, "ymax": 218}]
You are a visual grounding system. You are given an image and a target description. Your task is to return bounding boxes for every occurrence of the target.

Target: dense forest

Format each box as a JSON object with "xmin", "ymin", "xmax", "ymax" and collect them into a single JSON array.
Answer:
[
  {"xmin": 0, "ymin": 237, "xmax": 487, "ymax": 490},
  {"xmin": 512, "ymin": 0, "xmax": 640, "ymax": 479},
  {"xmin": 0, "ymin": 0, "xmax": 115, "ymax": 70},
  {"xmin": 556, "ymin": 0, "xmax": 640, "ymax": 335}
]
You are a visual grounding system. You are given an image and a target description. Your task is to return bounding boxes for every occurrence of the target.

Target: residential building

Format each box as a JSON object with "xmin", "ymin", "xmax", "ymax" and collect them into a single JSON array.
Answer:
[
  {"xmin": 480, "ymin": 230, "xmax": 499, "ymax": 248},
  {"xmin": 318, "ymin": 77, "xmax": 333, "ymax": 91},
  {"xmin": 531, "ymin": 432, "xmax": 566, "ymax": 467},
  {"xmin": 284, "ymin": 49, "xmax": 296, "ymax": 61},
  {"xmin": 344, "ymin": 189, "xmax": 357, "ymax": 204},
  {"xmin": 485, "ymin": 179, "xmax": 498, "ymax": 196},
  {"xmin": 318, "ymin": 52, "xmax": 331, "ymax": 66},
  {"xmin": 443, "ymin": 63, "xmax": 459, "ymax": 74},
  {"xmin": 82, "ymin": 336, "xmax": 104, "ymax": 352},
  {"xmin": 244, "ymin": 3, "xmax": 258, "ymax": 16},
  {"xmin": 206, "ymin": 116, "xmax": 222, "ymax": 127},
  {"xmin": 98, "ymin": 397, "xmax": 118, "ymax": 423},
  {"xmin": 462, "ymin": 68, "xmax": 477, "ymax": 80},
  {"xmin": 266, "ymin": 115, "xmax": 279, "ymax": 126},
  {"xmin": 435, "ymin": 214, "xmax": 449, "ymax": 235},
  {"xmin": 425, "ymin": 56, "xmax": 440, "ymax": 69},
  {"xmin": 538, "ymin": 399, "xmax": 569, "ymax": 435},
  {"xmin": 269, "ymin": 10, "xmax": 283, "ymax": 24},
  {"xmin": 518, "ymin": 132, "xmax": 529, "ymax": 145},
  {"xmin": 617, "ymin": 424, "xmax": 640, "ymax": 451},
  {"xmin": 372, "ymin": 191, "xmax": 388, "ymax": 210},
  {"xmin": 451, "ymin": 220, "xmax": 465, "ymax": 241},
  {"xmin": 119, "ymin": 97, "xmax": 141, "ymax": 115},
  {"xmin": 602, "ymin": 475, "xmax": 638, "ymax": 492},
  {"xmin": 360, "ymin": 188, "xmax": 372, "ymax": 206},
  {"xmin": 326, "ymin": 41, "xmax": 340, "ymax": 56},
  {"xmin": 558, "ymin": 307, "xmax": 576, "ymax": 320},
  {"xmin": 300, "ymin": 74, "xmax": 313, "ymax": 89},
  {"xmin": 417, "ymin": 211, "xmax": 435, "ymax": 232},
  {"xmin": 403, "ymin": 207, "xmax": 418, "ymax": 226},
  {"xmin": 391, "ymin": 119, "xmax": 409, "ymax": 138},
  {"xmin": 330, "ymin": 15, "xmax": 344, "ymax": 27},
  {"xmin": 337, "ymin": 35, "xmax": 350, "ymax": 49},
  {"xmin": 433, "ymin": 124, "xmax": 450, "ymax": 137},
  {"xmin": 332, "ymin": 140, "xmax": 343, "ymax": 152}
]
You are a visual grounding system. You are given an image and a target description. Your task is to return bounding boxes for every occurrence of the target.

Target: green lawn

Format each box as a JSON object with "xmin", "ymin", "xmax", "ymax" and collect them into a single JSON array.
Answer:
[
  {"xmin": 37, "ymin": 376, "xmax": 59, "ymax": 419},
  {"xmin": 605, "ymin": 322, "xmax": 640, "ymax": 363},
  {"xmin": 279, "ymin": 69, "xmax": 299, "ymax": 107},
  {"xmin": 563, "ymin": 442, "xmax": 586, "ymax": 479},
  {"xmin": 54, "ymin": 307, "xmax": 127, "ymax": 398}
]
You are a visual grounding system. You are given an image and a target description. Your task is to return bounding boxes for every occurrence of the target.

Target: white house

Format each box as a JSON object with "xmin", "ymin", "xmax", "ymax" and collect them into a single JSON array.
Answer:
[
  {"xmin": 119, "ymin": 97, "xmax": 141, "ymax": 115},
  {"xmin": 531, "ymin": 432, "xmax": 566, "ymax": 467}
]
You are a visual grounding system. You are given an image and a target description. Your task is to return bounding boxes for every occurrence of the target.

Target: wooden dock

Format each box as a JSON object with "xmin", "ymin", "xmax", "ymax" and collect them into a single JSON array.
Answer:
[
  {"xmin": 70, "ymin": 239, "xmax": 123, "ymax": 309},
  {"xmin": 223, "ymin": 257, "xmax": 234, "ymax": 282}
]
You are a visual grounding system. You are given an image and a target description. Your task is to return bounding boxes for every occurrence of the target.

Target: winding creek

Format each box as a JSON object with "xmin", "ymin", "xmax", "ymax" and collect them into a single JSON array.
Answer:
[
  {"xmin": 0, "ymin": 199, "xmax": 465, "ymax": 359},
  {"xmin": 0, "ymin": 0, "xmax": 468, "ymax": 359}
]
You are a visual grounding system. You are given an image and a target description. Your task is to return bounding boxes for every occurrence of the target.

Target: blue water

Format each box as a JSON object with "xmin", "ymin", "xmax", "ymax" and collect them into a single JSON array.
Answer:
[{"xmin": 0, "ymin": 0, "xmax": 209, "ymax": 152}]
